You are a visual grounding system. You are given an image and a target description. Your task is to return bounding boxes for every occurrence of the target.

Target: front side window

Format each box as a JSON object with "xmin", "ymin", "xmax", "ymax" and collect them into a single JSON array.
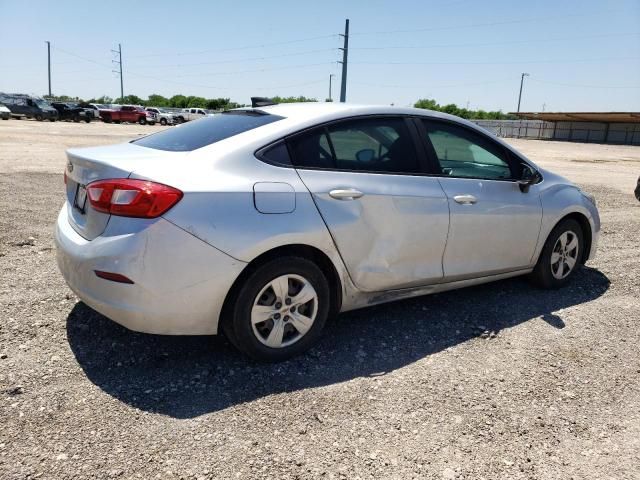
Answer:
[
  {"xmin": 423, "ymin": 120, "xmax": 513, "ymax": 180},
  {"xmin": 133, "ymin": 111, "xmax": 284, "ymax": 152},
  {"xmin": 288, "ymin": 117, "xmax": 420, "ymax": 174}
]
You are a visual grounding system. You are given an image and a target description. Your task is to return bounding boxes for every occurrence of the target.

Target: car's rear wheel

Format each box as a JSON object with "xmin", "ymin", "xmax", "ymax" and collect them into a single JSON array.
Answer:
[
  {"xmin": 530, "ymin": 218, "xmax": 584, "ymax": 289},
  {"xmin": 224, "ymin": 257, "xmax": 330, "ymax": 362},
  {"xmin": 160, "ymin": 118, "xmax": 167, "ymax": 126},
  {"xmin": 73, "ymin": 115, "xmax": 80, "ymax": 122},
  {"xmin": 84, "ymin": 116, "xmax": 91, "ymax": 123},
  {"xmin": 35, "ymin": 114, "xmax": 43, "ymax": 121},
  {"xmin": 138, "ymin": 117, "xmax": 146, "ymax": 125}
]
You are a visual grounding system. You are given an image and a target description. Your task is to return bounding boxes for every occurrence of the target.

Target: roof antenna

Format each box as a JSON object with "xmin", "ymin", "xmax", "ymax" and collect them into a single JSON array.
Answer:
[{"xmin": 251, "ymin": 97, "xmax": 277, "ymax": 108}]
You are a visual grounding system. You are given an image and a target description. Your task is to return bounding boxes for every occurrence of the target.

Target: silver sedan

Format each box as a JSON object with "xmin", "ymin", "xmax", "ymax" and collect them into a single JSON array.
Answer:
[{"xmin": 55, "ymin": 103, "xmax": 600, "ymax": 361}]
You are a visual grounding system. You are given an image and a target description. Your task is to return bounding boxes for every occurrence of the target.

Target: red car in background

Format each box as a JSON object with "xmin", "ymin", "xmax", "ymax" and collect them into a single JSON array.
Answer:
[{"xmin": 99, "ymin": 105, "xmax": 155, "ymax": 125}]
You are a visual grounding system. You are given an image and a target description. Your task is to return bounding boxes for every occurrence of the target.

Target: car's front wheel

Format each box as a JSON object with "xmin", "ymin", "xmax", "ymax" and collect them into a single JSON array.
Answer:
[
  {"xmin": 224, "ymin": 257, "xmax": 330, "ymax": 362},
  {"xmin": 530, "ymin": 218, "xmax": 584, "ymax": 289},
  {"xmin": 160, "ymin": 118, "xmax": 167, "ymax": 126}
]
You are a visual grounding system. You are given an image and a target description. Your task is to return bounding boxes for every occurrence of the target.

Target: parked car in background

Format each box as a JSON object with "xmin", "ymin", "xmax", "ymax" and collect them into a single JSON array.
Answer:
[
  {"xmin": 55, "ymin": 103, "xmax": 601, "ymax": 362},
  {"xmin": 99, "ymin": 105, "xmax": 152, "ymax": 125},
  {"xmin": 0, "ymin": 103, "xmax": 10, "ymax": 120},
  {"xmin": 176, "ymin": 107, "xmax": 208, "ymax": 123},
  {"xmin": 82, "ymin": 103, "xmax": 109, "ymax": 119},
  {"xmin": 0, "ymin": 93, "xmax": 58, "ymax": 121},
  {"xmin": 52, "ymin": 102, "xmax": 92, "ymax": 123},
  {"xmin": 145, "ymin": 107, "xmax": 177, "ymax": 125}
]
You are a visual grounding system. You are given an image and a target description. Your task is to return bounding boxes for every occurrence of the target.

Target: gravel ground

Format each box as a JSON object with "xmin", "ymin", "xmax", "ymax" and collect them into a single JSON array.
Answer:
[{"xmin": 1, "ymin": 121, "xmax": 639, "ymax": 479}]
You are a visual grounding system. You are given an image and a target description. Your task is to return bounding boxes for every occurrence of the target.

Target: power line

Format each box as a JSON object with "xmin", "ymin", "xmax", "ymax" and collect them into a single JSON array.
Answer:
[
  {"xmin": 350, "ymin": 56, "xmax": 640, "ymax": 66},
  {"xmin": 155, "ymin": 62, "xmax": 336, "ymax": 79},
  {"xmin": 133, "ymin": 48, "xmax": 337, "ymax": 69},
  {"xmin": 350, "ymin": 79, "xmax": 510, "ymax": 89},
  {"xmin": 528, "ymin": 78, "xmax": 640, "ymax": 89},
  {"xmin": 350, "ymin": 32, "xmax": 640, "ymax": 51},
  {"xmin": 349, "ymin": 10, "xmax": 618, "ymax": 36},
  {"xmin": 128, "ymin": 34, "xmax": 339, "ymax": 58}
]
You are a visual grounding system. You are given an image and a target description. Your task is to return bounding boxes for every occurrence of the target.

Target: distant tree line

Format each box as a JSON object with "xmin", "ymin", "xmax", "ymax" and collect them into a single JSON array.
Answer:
[
  {"xmin": 42, "ymin": 93, "xmax": 514, "ymax": 119},
  {"xmin": 414, "ymin": 98, "xmax": 515, "ymax": 120},
  {"xmin": 44, "ymin": 93, "xmax": 242, "ymax": 110}
]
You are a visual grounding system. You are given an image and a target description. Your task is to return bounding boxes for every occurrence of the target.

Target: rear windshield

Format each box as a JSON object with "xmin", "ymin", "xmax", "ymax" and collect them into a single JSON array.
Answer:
[{"xmin": 132, "ymin": 111, "xmax": 285, "ymax": 152}]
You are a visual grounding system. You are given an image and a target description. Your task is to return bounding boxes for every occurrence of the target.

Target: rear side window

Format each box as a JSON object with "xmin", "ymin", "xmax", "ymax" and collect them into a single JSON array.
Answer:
[
  {"xmin": 133, "ymin": 111, "xmax": 284, "ymax": 152},
  {"xmin": 287, "ymin": 128, "xmax": 335, "ymax": 169}
]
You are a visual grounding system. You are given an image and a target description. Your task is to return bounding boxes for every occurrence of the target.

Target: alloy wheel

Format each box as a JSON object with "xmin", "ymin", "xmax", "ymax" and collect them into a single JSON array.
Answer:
[{"xmin": 550, "ymin": 231, "xmax": 579, "ymax": 280}]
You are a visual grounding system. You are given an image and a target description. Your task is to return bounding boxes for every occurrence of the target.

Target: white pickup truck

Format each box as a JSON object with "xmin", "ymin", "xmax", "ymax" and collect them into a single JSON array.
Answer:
[
  {"xmin": 176, "ymin": 107, "xmax": 209, "ymax": 123},
  {"xmin": 145, "ymin": 107, "xmax": 178, "ymax": 125}
]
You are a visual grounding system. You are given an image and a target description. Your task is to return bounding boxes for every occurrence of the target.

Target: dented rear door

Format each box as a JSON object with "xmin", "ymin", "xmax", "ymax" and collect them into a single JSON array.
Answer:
[{"xmin": 289, "ymin": 116, "xmax": 449, "ymax": 292}]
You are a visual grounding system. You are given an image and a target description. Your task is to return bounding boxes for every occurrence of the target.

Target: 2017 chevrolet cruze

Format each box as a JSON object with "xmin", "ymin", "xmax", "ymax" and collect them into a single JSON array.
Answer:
[{"xmin": 55, "ymin": 103, "xmax": 600, "ymax": 361}]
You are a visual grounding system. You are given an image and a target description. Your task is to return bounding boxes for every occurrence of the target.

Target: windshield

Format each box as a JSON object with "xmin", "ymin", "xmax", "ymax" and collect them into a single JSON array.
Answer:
[
  {"xmin": 133, "ymin": 111, "xmax": 284, "ymax": 152},
  {"xmin": 35, "ymin": 100, "xmax": 50, "ymax": 108}
]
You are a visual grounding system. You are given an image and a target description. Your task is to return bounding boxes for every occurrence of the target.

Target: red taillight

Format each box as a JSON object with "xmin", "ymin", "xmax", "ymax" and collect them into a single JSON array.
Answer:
[{"xmin": 86, "ymin": 179, "xmax": 183, "ymax": 218}]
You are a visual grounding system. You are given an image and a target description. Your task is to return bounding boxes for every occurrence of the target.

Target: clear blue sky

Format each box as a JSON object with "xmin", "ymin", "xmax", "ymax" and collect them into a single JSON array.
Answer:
[{"xmin": 1, "ymin": 0, "xmax": 639, "ymax": 112}]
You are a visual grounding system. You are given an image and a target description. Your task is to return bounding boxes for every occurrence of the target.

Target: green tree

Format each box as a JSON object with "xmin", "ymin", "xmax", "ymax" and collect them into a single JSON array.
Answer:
[
  {"xmin": 169, "ymin": 95, "xmax": 188, "ymax": 108},
  {"xmin": 270, "ymin": 96, "xmax": 317, "ymax": 103},
  {"xmin": 115, "ymin": 95, "xmax": 144, "ymax": 105},
  {"xmin": 147, "ymin": 94, "xmax": 169, "ymax": 107},
  {"xmin": 414, "ymin": 98, "xmax": 516, "ymax": 120}
]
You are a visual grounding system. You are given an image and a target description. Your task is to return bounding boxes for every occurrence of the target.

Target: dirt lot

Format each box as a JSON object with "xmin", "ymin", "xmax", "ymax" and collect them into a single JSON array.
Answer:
[{"xmin": 1, "ymin": 120, "xmax": 639, "ymax": 480}]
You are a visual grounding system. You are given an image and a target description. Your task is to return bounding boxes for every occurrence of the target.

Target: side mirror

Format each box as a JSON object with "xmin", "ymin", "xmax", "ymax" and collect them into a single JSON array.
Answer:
[
  {"xmin": 517, "ymin": 163, "xmax": 540, "ymax": 193},
  {"xmin": 356, "ymin": 148, "xmax": 375, "ymax": 163}
]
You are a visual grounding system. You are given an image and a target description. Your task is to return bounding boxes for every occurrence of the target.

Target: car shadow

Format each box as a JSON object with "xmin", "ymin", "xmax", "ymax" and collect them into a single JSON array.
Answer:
[{"xmin": 66, "ymin": 267, "xmax": 609, "ymax": 418}]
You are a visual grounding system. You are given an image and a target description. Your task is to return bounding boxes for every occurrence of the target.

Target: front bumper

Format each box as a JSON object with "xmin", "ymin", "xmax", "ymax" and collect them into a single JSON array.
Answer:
[{"xmin": 55, "ymin": 204, "xmax": 246, "ymax": 335}]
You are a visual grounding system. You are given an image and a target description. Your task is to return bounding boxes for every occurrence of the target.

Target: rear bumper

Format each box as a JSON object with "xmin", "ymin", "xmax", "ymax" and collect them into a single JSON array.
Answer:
[{"xmin": 55, "ymin": 204, "xmax": 246, "ymax": 335}]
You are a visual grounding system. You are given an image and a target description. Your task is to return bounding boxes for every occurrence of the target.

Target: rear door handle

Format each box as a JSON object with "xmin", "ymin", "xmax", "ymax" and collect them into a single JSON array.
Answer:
[
  {"xmin": 329, "ymin": 188, "xmax": 364, "ymax": 200},
  {"xmin": 453, "ymin": 194, "xmax": 477, "ymax": 205}
]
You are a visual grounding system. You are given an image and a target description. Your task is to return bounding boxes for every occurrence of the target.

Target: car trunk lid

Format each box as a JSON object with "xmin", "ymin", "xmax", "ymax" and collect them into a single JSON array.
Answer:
[{"xmin": 64, "ymin": 142, "xmax": 187, "ymax": 240}]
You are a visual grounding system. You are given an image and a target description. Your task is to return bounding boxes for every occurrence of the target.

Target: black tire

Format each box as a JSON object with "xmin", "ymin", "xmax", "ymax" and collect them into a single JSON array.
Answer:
[
  {"xmin": 530, "ymin": 218, "xmax": 584, "ymax": 289},
  {"xmin": 177, "ymin": 116, "xmax": 185, "ymax": 123},
  {"xmin": 49, "ymin": 118, "xmax": 56, "ymax": 122},
  {"xmin": 84, "ymin": 116, "xmax": 91, "ymax": 123},
  {"xmin": 160, "ymin": 118, "xmax": 167, "ymax": 126},
  {"xmin": 223, "ymin": 257, "xmax": 330, "ymax": 362},
  {"xmin": 113, "ymin": 120, "xmax": 121, "ymax": 124},
  {"xmin": 35, "ymin": 114, "xmax": 43, "ymax": 121},
  {"xmin": 103, "ymin": 115, "xmax": 111, "ymax": 123},
  {"xmin": 73, "ymin": 115, "xmax": 80, "ymax": 123},
  {"xmin": 148, "ymin": 121, "xmax": 156, "ymax": 125},
  {"xmin": 138, "ymin": 117, "xmax": 146, "ymax": 125}
]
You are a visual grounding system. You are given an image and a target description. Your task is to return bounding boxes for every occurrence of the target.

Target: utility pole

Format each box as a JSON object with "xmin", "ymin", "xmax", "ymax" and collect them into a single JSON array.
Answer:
[
  {"xmin": 112, "ymin": 44, "xmax": 124, "ymax": 100},
  {"xmin": 517, "ymin": 72, "xmax": 529, "ymax": 113},
  {"xmin": 329, "ymin": 74, "xmax": 335, "ymax": 101},
  {"xmin": 339, "ymin": 19, "xmax": 349, "ymax": 103},
  {"xmin": 45, "ymin": 41, "xmax": 51, "ymax": 97}
]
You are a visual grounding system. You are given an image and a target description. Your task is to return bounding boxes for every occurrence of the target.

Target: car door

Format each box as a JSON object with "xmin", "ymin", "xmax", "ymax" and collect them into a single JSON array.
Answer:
[
  {"xmin": 288, "ymin": 116, "xmax": 450, "ymax": 292},
  {"xmin": 417, "ymin": 118, "xmax": 543, "ymax": 280},
  {"xmin": 121, "ymin": 106, "xmax": 133, "ymax": 122}
]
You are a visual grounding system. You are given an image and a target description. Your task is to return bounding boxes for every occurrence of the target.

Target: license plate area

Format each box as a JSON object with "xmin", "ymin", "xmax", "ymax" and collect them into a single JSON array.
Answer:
[{"xmin": 74, "ymin": 184, "xmax": 88, "ymax": 214}]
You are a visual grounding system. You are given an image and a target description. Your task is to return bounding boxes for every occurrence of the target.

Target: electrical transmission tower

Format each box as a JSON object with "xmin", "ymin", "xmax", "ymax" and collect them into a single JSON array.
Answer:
[{"xmin": 111, "ymin": 44, "xmax": 124, "ymax": 100}]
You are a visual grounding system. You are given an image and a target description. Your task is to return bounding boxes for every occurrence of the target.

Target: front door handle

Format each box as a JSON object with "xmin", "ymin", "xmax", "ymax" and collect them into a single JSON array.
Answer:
[
  {"xmin": 453, "ymin": 194, "xmax": 477, "ymax": 205},
  {"xmin": 329, "ymin": 188, "xmax": 364, "ymax": 200}
]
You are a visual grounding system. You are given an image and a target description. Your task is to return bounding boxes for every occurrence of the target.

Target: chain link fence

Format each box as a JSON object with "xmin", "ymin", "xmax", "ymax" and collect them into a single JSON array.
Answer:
[{"xmin": 473, "ymin": 120, "xmax": 640, "ymax": 146}]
